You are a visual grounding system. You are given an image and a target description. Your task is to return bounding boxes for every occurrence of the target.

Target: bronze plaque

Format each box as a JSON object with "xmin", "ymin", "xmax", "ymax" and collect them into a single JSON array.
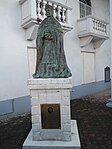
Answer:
[{"xmin": 41, "ymin": 104, "xmax": 61, "ymax": 129}]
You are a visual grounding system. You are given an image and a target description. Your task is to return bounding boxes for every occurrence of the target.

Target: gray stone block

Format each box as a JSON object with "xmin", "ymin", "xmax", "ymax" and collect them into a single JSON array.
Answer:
[
  {"xmin": 71, "ymin": 80, "xmax": 111, "ymax": 99},
  {"xmin": 14, "ymin": 96, "xmax": 31, "ymax": 114},
  {"xmin": 0, "ymin": 100, "xmax": 13, "ymax": 116}
]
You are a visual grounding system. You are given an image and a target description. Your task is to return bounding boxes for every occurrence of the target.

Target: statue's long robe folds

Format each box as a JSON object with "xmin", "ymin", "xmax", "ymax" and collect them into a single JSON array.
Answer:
[{"xmin": 33, "ymin": 16, "xmax": 72, "ymax": 78}]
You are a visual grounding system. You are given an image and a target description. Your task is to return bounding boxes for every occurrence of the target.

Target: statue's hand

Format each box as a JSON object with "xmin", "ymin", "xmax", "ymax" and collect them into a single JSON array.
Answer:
[{"xmin": 44, "ymin": 32, "xmax": 53, "ymax": 40}]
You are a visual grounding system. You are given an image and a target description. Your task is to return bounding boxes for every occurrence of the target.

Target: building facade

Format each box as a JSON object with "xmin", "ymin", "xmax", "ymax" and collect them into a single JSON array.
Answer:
[{"xmin": 0, "ymin": 0, "xmax": 111, "ymax": 117}]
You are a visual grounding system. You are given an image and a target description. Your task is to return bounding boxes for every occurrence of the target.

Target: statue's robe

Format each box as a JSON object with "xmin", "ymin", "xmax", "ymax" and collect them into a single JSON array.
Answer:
[{"xmin": 33, "ymin": 16, "xmax": 72, "ymax": 78}]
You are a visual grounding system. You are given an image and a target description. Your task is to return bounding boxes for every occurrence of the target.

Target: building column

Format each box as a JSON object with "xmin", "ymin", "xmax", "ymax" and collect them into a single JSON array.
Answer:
[{"xmin": 106, "ymin": 0, "xmax": 112, "ymax": 107}]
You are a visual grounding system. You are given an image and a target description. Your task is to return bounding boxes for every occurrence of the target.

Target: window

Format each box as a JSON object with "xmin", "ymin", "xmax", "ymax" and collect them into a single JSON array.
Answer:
[
  {"xmin": 79, "ymin": 0, "xmax": 92, "ymax": 18},
  {"xmin": 105, "ymin": 67, "xmax": 110, "ymax": 82}
]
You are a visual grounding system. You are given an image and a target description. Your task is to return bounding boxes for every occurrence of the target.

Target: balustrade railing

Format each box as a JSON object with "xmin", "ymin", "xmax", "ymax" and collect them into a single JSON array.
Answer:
[
  {"xmin": 92, "ymin": 18, "xmax": 107, "ymax": 33},
  {"xmin": 77, "ymin": 16, "xmax": 109, "ymax": 48},
  {"xmin": 36, "ymin": 0, "xmax": 71, "ymax": 24},
  {"xmin": 77, "ymin": 16, "xmax": 109, "ymax": 39},
  {"xmin": 19, "ymin": 0, "xmax": 72, "ymax": 40}
]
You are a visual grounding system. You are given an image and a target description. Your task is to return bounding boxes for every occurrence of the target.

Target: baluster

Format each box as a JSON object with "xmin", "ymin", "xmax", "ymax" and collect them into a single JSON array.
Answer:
[
  {"xmin": 36, "ymin": 0, "xmax": 42, "ymax": 21},
  {"xmin": 101, "ymin": 23, "xmax": 103, "ymax": 32},
  {"xmin": 92, "ymin": 19, "xmax": 95, "ymax": 30},
  {"xmin": 104, "ymin": 24, "xmax": 106, "ymax": 32},
  {"xmin": 53, "ymin": 4, "xmax": 57, "ymax": 19},
  {"xmin": 97, "ymin": 20, "xmax": 100, "ymax": 31},
  {"xmin": 99, "ymin": 21, "xmax": 101, "ymax": 31},
  {"xmin": 62, "ymin": 7, "xmax": 66, "ymax": 23},
  {"xmin": 101, "ymin": 23, "xmax": 104, "ymax": 32},
  {"xmin": 94, "ymin": 20, "xmax": 97, "ymax": 30},
  {"xmin": 102, "ymin": 24, "xmax": 105, "ymax": 32},
  {"xmin": 99, "ymin": 22, "xmax": 101, "ymax": 31},
  {"xmin": 42, "ymin": 0, "xmax": 47, "ymax": 19},
  {"xmin": 100, "ymin": 23, "xmax": 102, "ymax": 32},
  {"xmin": 47, "ymin": 1, "xmax": 52, "ymax": 6},
  {"xmin": 100, "ymin": 22, "xmax": 102, "ymax": 31},
  {"xmin": 95, "ymin": 20, "xmax": 98, "ymax": 30},
  {"xmin": 57, "ymin": 6, "xmax": 62, "ymax": 22}
]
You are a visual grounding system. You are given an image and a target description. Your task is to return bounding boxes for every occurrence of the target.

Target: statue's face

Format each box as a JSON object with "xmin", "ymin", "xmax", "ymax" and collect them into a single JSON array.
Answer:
[
  {"xmin": 45, "ymin": 5, "xmax": 53, "ymax": 17},
  {"xmin": 46, "ymin": 9, "xmax": 52, "ymax": 16}
]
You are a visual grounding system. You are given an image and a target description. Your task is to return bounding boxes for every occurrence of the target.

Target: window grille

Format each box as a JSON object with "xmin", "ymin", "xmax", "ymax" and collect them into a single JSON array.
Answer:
[
  {"xmin": 80, "ymin": 0, "xmax": 91, "ymax": 6},
  {"xmin": 79, "ymin": 0, "xmax": 92, "ymax": 18}
]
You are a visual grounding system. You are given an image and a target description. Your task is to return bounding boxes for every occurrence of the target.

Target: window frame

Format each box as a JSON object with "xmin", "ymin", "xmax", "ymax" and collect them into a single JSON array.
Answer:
[
  {"xmin": 79, "ymin": 0, "xmax": 92, "ymax": 18},
  {"xmin": 79, "ymin": 0, "xmax": 91, "ymax": 6}
]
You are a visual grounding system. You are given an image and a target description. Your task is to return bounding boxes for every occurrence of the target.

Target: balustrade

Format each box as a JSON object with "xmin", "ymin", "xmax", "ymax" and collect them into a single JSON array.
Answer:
[
  {"xmin": 92, "ymin": 18, "xmax": 107, "ymax": 33},
  {"xmin": 77, "ymin": 16, "xmax": 109, "ymax": 38},
  {"xmin": 36, "ymin": 0, "xmax": 69, "ymax": 24},
  {"xmin": 77, "ymin": 16, "xmax": 109, "ymax": 48},
  {"xmin": 19, "ymin": 0, "xmax": 72, "ymax": 40}
]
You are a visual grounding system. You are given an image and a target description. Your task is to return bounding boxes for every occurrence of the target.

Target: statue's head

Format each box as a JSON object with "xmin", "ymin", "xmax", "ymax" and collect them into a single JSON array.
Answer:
[{"xmin": 45, "ymin": 4, "xmax": 53, "ymax": 17}]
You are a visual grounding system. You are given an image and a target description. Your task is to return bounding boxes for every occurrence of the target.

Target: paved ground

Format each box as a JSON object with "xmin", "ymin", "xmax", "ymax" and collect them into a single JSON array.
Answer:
[{"xmin": 0, "ymin": 89, "xmax": 112, "ymax": 149}]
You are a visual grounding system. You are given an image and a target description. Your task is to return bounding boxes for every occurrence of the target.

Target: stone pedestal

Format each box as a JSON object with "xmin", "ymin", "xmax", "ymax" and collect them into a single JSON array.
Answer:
[{"xmin": 23, "ymin": 77, "xmax": 81, "ymax": 149}]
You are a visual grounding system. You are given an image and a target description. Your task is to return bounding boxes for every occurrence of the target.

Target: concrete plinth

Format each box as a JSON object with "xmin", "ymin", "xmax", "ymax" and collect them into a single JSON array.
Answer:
[
  {"xmin": 24, "ymin": 78, "xmax": 81, "ymax": 149},
  {"xmin": 23, "ymin": 120, "xmax": 81, "ymax": 149},
  {"xmin": 28, "ymin": 78, "xmax": 73, "ymax": 141}
]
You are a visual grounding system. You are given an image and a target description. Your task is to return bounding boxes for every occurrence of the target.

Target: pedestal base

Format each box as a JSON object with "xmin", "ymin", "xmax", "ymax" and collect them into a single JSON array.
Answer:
[
  {"xmin": 23, "ymin": 120, "xmax": 81, "ymax": 149},
  {"xmin": 28, "ymin": 78, "xmax": 72, "ymax": 141}
]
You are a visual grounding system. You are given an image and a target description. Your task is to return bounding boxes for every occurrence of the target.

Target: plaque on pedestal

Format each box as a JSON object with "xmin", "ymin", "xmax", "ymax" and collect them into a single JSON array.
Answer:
[{"xmin": 41, "ymin": 104, "xmax": 61, "ymax": 129}]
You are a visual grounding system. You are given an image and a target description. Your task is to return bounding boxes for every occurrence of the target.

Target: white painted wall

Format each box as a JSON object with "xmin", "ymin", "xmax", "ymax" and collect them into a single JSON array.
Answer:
[
  {"xmin": 95, "ymin": 39, "xmax": 111, "ymax": 81},
  {"xmin": 63, "ymin": 0, "xmax": 82, "ymax": 86},
  {"xmin": 62, "ymin": 0, "xmax": 110, "ymax": 84},
  {"xmin": 92, "ymin": 0, "xmax": 110, "ymax": 81},
  {"xmin": 92, "ymin": 0, "xmax": 110, "ymax": 22},
  {"xmin": 0, "ymin": 0, "xmax": 33, "ymax": 101},
  {"xmin": 0, "ymin": 0, "xmax": 111, "ymax": 102}
]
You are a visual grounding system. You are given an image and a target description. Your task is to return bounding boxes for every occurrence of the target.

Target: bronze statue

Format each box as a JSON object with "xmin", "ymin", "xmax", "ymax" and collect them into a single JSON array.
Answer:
[{"xmin": 33, "ymin": 5, "xmax": 72, "ymax": 78}]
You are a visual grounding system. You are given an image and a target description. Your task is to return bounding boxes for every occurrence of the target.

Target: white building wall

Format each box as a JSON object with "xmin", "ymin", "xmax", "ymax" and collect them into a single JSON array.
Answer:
[
  {"xmin": 64, "ymin": 0, "xmax": 110, "ymax": 84},
  {"xmin": 95, "ymin": 40, "xmax": 111, "ymax": 81},
  {"xmin": 0, "ymin": 0, "xmax": 31, "ymax": 101},
  {"xmin": 92, "ymin": 0, "xmax": 110, "ymax": 81},
  {"xmin": 64, "ymin": 0, "xmax": 82, "ymax": 86},
  {"xmin": 0, "ymin": 0, "xmax": 111, "ymax": 104},
  {"xmin": 92, "ymin": 0, "xmax": 110, "ymax": 22}
]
